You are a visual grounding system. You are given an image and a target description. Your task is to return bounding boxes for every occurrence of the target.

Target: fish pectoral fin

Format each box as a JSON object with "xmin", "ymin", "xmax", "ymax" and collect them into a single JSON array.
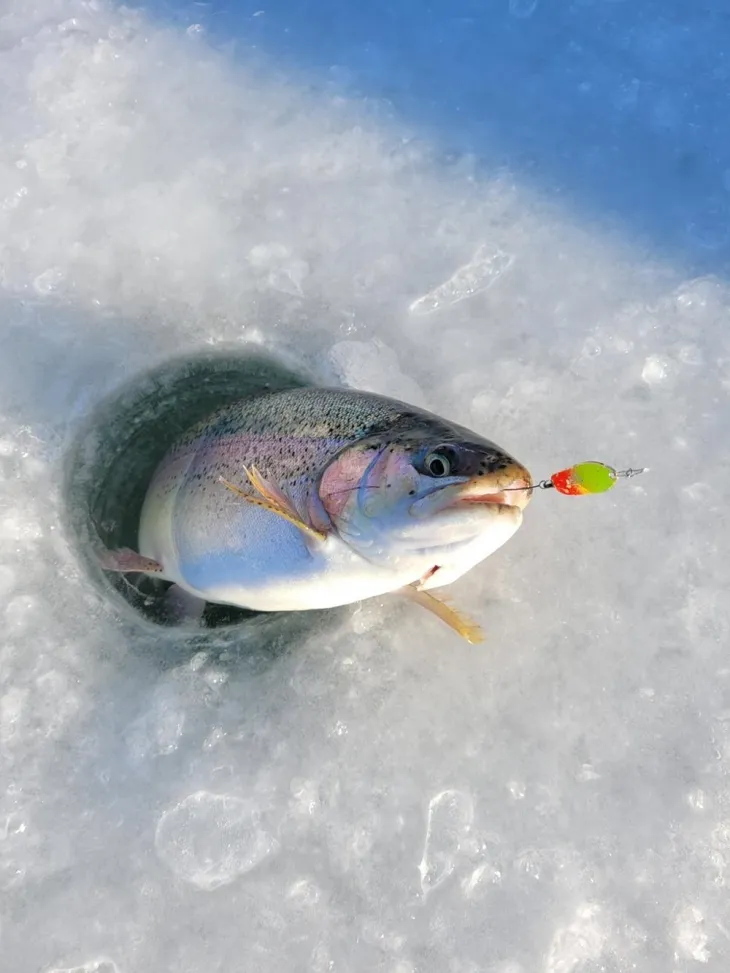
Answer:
[
  {"xmin": 219, "ymin": 467, "xmax": 327, "ymax": 542},
  {"xmin": 98, "ymin": 547, "xmax": 164, "ymax": 574},
  {"xmin": 243, "ymin": 464, "xmax": 295, "ymax": 511},
  {"xmin": 400, "ymin": 585, "xmax": 485, "ymax": 645}
]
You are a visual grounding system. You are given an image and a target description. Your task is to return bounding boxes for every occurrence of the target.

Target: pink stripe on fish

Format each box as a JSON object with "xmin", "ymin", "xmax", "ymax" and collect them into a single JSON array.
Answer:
[{"xmin": 318, "ymin": 446, "xmax": 380, "ymax": 521}]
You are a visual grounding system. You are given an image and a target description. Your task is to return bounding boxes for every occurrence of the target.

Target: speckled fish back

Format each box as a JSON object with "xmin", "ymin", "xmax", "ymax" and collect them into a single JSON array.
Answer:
[{"xmin": 150, "ymin": 387, "xmax": 426, "ymax": 495}]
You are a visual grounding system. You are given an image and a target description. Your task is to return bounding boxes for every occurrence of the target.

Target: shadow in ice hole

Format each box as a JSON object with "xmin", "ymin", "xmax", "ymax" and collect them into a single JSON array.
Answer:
[{"xmin": 63, "ymin": 345, "xmax": 345, "ymax": 650}]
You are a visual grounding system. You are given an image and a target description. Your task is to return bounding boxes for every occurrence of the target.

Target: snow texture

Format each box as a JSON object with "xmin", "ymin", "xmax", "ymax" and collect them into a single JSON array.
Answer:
[{"xmin": 0, "ymin": 1, "xmax": 729, "ymax": 971}]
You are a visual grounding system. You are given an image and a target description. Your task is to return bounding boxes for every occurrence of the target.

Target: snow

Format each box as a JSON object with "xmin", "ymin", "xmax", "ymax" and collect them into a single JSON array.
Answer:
[{"xmin": 0, "ymin": 0, "xmax": 729, "ymax": 970}]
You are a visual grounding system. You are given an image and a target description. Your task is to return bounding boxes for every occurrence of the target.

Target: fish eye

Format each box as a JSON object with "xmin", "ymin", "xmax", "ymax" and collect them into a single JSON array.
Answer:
[{"xmin": 424, "ymin": 449, "xmax": 455, "ymax": 478}]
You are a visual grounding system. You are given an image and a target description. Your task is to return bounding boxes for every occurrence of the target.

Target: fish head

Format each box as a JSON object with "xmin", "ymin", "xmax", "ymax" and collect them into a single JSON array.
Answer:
[{"xmin": 317, "ymin": 417, "xmax": 532, "ymax": 588}]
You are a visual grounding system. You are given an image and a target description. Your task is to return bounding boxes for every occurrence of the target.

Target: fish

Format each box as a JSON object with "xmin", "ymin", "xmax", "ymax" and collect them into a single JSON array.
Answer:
[{"xmin": 99, "ymin": 386, "xmax": 532, "ymax": 642}]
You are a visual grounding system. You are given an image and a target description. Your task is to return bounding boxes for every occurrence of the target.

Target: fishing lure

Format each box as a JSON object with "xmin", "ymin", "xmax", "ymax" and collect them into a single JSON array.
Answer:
[{"xmin": 505, "ymin": 461, "xmax": 648, "ymax": 497}]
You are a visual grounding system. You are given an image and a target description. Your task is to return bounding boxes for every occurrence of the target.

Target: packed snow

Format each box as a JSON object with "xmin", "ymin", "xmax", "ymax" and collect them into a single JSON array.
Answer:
[{"xmin": 1, "ymin": 1, "xmax": 729, "ymax": 971}]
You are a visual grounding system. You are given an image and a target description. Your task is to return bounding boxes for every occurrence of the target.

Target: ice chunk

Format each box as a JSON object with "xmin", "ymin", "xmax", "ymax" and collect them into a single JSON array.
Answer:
[
  {"xmin": 460, "ymin": 860, "xmax": 502, "ymax": 900},
  {"xmin": 48, "ymin": 962, "xmax": 119, "ymax": 973},
  {"xmin": 33, "ymin": 268, "xmax": 65, "ymax": 295},
  {"xmin": 286, "ymin": 877, "xmax": 323, "ymax": 908},
  {"xmin": 408, "ymin": 245, "xmax": 513, "ymax": 314},
  {"xmin": 47, "ymin": 961, "xmax": 119, "ymax": 973},
  {"xmin": 674, "ymin": 905, "xmax": 710, "ymax": 964},
  {"xmin": 686, "ymin": 788, "xmax": 706, "ymax": 811},
  {"xmin": 418, "ymin": 789, "xmax": 473, "ymax": 896},
  {"xmin": 154, "ymin": 791, "xmax": 278, "ymax": 890},
  {"xmin": 641, "ymin": 355, "xmax": 669, "ymax": 384},
  {"xmin": 0, "ymin": 687, "xmax": 27, "ymax": 745},
  {"xmin": 545, "ymin": 904, "xmax": 606, "ymax": 973}
]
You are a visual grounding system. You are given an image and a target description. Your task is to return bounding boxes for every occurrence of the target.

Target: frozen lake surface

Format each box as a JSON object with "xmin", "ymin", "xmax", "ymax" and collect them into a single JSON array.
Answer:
[{"xmin": 1, "ymin": 1, "xmax": 729, "ymax": 970}]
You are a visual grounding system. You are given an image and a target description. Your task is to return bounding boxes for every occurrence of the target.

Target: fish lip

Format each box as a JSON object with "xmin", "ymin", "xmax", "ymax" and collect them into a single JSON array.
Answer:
[
  {"xmin": 452, "ymin": 474, "xmax": 533, "ymax": 511},
  {"xmin": 452, "ymin": 497, "xmax": 523, "ymax": 516},
  {"xmin": 456, "ymin": 492, "xmax": 512, "ymax": 508}
]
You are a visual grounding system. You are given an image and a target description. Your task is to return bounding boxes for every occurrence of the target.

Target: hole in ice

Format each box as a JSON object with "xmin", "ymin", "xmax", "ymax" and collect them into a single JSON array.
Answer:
[{"xmin": 63, "ymin": 346, "xmax": 316, "ymax": 630}]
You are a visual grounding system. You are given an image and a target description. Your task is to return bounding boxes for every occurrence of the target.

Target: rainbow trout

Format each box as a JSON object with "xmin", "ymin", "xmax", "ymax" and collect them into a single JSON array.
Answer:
[{"xmin": 100, "ymin": 387, "xmax": 532, "ymax": 641}]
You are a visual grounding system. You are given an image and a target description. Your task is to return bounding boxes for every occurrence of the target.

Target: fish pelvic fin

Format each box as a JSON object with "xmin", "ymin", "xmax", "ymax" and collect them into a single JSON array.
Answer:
[
  {"xmin": 219, "ymin": 466, "xmax": 328, "ymax": 542},
  {"xmin": 98, "ymin": 547, "xmax": 164, "ymax": 574},
  {"xmin": 401, "ymin": 584, "xmax": 485, "ymax": 645}
]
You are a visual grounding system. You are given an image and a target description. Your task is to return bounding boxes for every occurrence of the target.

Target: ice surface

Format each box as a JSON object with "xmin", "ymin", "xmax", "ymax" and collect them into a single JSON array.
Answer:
[{"xmin": 1, "ymin": 0, "xmax": 730, "ymax": 971}]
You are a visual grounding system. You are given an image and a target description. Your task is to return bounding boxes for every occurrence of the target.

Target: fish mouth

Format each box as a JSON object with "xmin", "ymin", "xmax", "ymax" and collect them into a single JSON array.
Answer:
[
  {"xmin": 409, "ymin": 467, "xmax": 533, "ymax": 520},
  {"xmin": 453, "ymin": 470, "xmax": 533, "ymax": 512}
]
